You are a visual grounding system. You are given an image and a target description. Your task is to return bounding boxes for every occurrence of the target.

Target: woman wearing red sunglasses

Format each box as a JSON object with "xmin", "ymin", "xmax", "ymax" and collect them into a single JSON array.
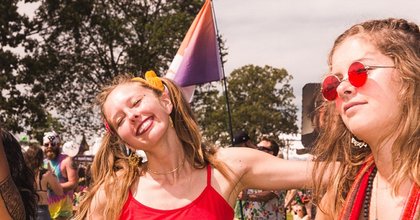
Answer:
[{"xmin": 312, "ymin": 18, "xmax": 419, "ymax": 219}]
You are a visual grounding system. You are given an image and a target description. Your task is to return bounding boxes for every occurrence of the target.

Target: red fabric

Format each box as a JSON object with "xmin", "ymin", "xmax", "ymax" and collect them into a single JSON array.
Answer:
[
  {"xmin": 339, "ymin": 155, "xmax": 375, "ymax": 220},
  {"xmin": 401, "ymin": 183, "xmax": 420, "ymax": 220},
  {"xmin": 348, "ymin": 165, "xmax": 375, "ymax": 220},
  {"xmin": 339, "ymin": 155, "xmax": 420, "ymax": 220},
  {"xmin": 119, "ymin": 165, "xmax": 234, "ymax": 220}
]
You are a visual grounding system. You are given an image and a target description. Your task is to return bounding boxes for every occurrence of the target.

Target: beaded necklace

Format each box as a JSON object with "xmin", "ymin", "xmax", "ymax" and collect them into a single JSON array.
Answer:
[{"xmin": 362, "ymin": 167, "xmax": 377, "ymax": 219}]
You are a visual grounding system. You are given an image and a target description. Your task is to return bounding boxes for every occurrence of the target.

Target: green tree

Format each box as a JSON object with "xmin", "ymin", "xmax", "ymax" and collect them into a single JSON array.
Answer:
[
  {"xmin": 193, "ymin": 65, "xmax": 298, "ymax": 146},
  {"xmin": 0, "ymin": 0, "xmax": 54, "ymax": 138},
  {"xmin": 0, "ymin": 0, "xmax": 203, "ymax": 138}
]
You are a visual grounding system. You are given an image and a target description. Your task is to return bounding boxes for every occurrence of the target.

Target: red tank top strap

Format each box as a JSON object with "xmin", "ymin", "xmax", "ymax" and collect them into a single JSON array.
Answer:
[{"xmin": 206, "ymin": 164, "xmax": 211, "ymax": 186}]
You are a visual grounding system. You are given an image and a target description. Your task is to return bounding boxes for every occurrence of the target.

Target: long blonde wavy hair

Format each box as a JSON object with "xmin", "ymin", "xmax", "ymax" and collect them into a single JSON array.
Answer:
[
  {"xmin": 74, "ymin": 74, "xmax": 231, "ymax": 220},
  {"xmin": 311, "ymin": 18, "xmax": 420, "ymax": 214}
]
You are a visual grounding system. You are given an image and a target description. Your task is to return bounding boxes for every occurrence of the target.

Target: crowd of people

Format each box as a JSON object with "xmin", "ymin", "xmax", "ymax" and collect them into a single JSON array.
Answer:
[
  {"xmin": 0, "ymin": 17, "xmax": 418, "ymax": 220},
  {"xmin": 0, "ymin": 128, "xmax": 90, "ymax": 220}
]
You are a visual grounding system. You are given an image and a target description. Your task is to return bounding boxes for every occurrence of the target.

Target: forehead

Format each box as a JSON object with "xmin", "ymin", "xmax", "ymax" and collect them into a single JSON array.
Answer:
[
  {"xmin": 103, "ymin": 83, "xmax": 151, "ymax": 117},
  {"xmin": 331, "ymin": 36, "xmax": 384, "ymax": 70},
  {"xmin": 258, "ymin": 140, "xmax": 271, "ymax": 146}
]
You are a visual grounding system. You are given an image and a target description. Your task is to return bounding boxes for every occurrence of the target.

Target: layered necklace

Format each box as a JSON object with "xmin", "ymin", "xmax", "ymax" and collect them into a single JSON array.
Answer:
[
  {"xmin": 363, "ymin": 167, "xmax": 420, "ymax": 220},
  {"xmin": 147, "ymin": 159, "xmax": 185, "ymax": 175}
]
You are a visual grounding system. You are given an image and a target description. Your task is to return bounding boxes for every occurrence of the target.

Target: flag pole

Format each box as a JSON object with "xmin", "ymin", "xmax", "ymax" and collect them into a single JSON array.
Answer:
[
  {"xmin": 210, "ymin": 1, "xmax": 244, "ymax": 220},
  {"xmin": 210, "ymin": 0, "xmax": 234, "ymax": 145}
]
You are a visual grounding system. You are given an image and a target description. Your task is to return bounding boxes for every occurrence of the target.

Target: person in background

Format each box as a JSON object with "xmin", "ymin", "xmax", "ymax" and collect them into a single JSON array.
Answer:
[
  {"xmin": 73, "ymin": 165, "xmax": 91, "ymax": 211},
  {"xmin": 232, "ymin": 130, "xmax": 257, "ymax": 220},
  {"xmin": 0, "ymin": 128, "xmax": 37, "ymax": 220},
  {"xmin": 285, "ymin": 189, "xmax": 313, "ymax": 220},
  {"xmin": 312, "ymin": 18, "xmax": 419, "ymax": 219},
  {"xmin": 24, "ymin": 144, "xmax": 64, "ymax": 220},
  {"xmin": 292, "ymin": 203, "xmax": 309, "ymax": 220},
  {"xmin": 74, "ymin": 72, "xmax": 316, "ymax": 220},
  {"xmin": 43, "ymin": 131, "xmax": 78, "ymax": 220},
  {"xmin": 232, "ymin": 130, "xmax": 257, "ymax": 149},
  {"xmin": 241, "ymin": 136, "xmax": 285, "ymax": 219}
]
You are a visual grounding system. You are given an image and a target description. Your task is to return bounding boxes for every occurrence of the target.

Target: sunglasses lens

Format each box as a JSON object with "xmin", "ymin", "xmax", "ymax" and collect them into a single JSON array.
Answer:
[
  {"xmin": 322, "ymin": 75, "xmax": 340, "ymax": 101},
  {"xmin": 348, "ymin": 62, "xmax": 367, "ymax": 87}
]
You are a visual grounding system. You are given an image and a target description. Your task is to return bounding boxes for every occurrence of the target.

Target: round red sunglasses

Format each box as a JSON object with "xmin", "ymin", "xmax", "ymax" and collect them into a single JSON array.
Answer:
[{"xmin": 321, "ymin": 61, "xmax": 395, "ymax": 101}]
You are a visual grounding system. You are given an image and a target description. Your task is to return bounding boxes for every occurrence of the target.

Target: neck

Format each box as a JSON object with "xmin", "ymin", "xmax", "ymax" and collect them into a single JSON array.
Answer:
[
  {"xmin": 370, "ymin": 170, "xmax": 415, "ymax": 220},
  {"xmin": 369, "ymin": 134, "xmax": 396, "ymax": 178},
  {"xmin": 147, "ymin": 159, "xmax": 186, "ymax": 175}
]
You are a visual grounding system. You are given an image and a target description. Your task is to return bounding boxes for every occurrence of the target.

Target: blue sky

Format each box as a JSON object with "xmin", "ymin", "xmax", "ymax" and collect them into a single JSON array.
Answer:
[{"xmin": 212, "ymin": 0, "xmax": 420, "ymax": 130}]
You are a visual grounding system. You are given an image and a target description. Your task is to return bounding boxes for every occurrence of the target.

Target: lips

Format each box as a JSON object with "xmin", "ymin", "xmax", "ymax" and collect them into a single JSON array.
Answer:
[
  {"xmin": 343, "ymin": 101, "xmax": 367, "ymax": 112},
  {"xmin": 136, "ymin": 116, "xmax": 153, "ymax": 135}
]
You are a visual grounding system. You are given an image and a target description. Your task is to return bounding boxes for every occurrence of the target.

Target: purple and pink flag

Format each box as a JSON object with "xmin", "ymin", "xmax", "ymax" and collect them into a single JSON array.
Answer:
[{"xmin": 165, "ymin": 0, "xmax": 222, "ymax": 101}]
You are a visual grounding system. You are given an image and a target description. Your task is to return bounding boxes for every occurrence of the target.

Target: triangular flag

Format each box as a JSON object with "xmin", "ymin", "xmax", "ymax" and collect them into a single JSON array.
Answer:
[{"xmin": 166, "ymin": 0, "xmax": 222, "ymax": 102}]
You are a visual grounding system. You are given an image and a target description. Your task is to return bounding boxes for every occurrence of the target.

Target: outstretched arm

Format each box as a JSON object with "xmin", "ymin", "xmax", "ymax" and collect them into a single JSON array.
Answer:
[
  {"xmin": 220, "ymin": 147, "xmax": 315, "ymax": 191},
  {"xmin": 45, "ymin": 171, "xmax": 64, "ymax": 196},
  {"xmin": 0, "ymin": 136, "xmax": 25, "ymax": 220}
]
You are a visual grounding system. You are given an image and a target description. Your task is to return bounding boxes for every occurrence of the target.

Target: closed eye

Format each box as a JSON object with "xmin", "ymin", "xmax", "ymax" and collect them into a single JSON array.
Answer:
[
  {"xmin": 116, "ymin": 117, "xmax": 125, "ymax": 127},
  {"xmin": 115, "ymin": 95, "xmax": 144, "ymax": 128},
  {"xmin": 132, "ymin": 96, "xmax": 144, "ymax": 107},
  {"xmin": 333, "ymin": 72, "xmax": 345, "ymax": 81},
  {"xmin": 355, "ymin": 67, "xmax": 368, "ymax": 73}
]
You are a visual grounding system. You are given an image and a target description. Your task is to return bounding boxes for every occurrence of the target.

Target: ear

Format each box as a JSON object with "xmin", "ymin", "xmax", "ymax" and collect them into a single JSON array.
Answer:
[{"xmin": 159, "ymin": 92, "xmax": 173, "ymax": 114}]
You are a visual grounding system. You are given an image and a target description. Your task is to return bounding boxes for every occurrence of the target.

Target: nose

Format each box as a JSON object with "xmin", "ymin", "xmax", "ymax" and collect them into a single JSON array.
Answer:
[
  {"xmin": 127, "ymin": 108, "xmax": 140, "ymax": 122},
  {"xmin": 336, "ymin": 80, "xmax": 356, "ymax": 101}
]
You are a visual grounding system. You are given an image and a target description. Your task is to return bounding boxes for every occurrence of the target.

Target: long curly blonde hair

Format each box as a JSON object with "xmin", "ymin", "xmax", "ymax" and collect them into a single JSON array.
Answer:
[
  {"xmin": 311, "ymin": 18, "xmax": 420, "ymax": 215},
  {"xmin": 74, "ymin": 74, "xmax": 231, "ymax": 220}
]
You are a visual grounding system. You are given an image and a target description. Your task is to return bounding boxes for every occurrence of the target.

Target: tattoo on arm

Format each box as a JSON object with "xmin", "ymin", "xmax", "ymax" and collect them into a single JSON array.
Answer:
[
  {"xmin": 0, "ymin": 175, "xmax": 25, "ymax": 220},
  {"xmin": 71, "ymin": 160, "xmax": 78, "ymax": 170}
]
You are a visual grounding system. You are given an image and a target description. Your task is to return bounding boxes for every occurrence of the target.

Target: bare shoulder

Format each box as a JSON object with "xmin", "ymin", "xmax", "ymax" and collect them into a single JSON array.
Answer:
[
  {"xmin": 87, "ymin": 185, "xmax": 107, "ymax": 219},
  {"xmin": 215, "ymin": 147, "xmax": 258, "ymax": 163},
  {"xmin": 42, "ymin": 170, "xmax": 53, "ymax": 179},
  {"xmin": 214, "ymin": 147, "xmax": 253, "ymax": 173},
  {"xmin": 215, "ymin": 146, "xmax": 291, "ymax": 172},
  {"xmin": 62, "ymin": 155, "xmax": 77, "ymax": 170},
  {"xmin": 213, "ymin": 147, "xmax": 275, "ymax": 182}
]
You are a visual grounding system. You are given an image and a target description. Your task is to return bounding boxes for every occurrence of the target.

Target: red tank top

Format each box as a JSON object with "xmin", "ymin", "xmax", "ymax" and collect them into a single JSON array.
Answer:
[{"xmin": 119, "ymin": 165, "xmax": 234, "ymax": 220}]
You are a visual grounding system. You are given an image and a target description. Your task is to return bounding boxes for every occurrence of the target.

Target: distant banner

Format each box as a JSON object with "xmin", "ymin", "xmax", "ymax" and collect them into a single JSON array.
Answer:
[{"xmin": 74, "ymin": 155, "xmax": 94, "ymax": 163}]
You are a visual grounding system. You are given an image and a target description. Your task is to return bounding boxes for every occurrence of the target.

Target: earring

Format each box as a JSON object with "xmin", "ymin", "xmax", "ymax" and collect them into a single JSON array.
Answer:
[
  {"xmin": 351, "ymin": 137, "xmax": 368, "ymax": 148},
  {"xmin": 169, "ymin": 116, "xmax": 174, "ymax": 128},
  {"xmin": 128, "ymin": 152, "xmax": 141, "ymax": 167}
]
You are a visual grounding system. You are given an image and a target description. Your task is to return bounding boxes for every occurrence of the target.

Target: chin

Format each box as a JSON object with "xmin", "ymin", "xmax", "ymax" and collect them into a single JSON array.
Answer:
[
  {"xmin": 346, "ymin": 120, "xmax": 372, "ymax": 138},
  {"xmin": 350, "ymin": 129, "xmax": 372, "ymax": 142},
  {"xmin": 46, "ymin": 152, "xmax": 57, "ymax": 160}
]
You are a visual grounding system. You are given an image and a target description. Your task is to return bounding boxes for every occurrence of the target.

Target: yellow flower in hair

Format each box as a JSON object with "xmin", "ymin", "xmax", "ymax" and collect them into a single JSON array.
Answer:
[
  {"xmin": 131, "ymin": 70, "xmax": 164, "ymax": 92},
  {"xmin": 145, "ymin": 70, "xmax": 164, "ymax": 92}
]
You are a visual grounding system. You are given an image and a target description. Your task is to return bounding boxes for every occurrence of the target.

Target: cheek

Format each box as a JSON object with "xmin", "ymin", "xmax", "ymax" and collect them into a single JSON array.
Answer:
[
  {"xmin": 118, "ymin": 126, "xmax": 132, "ymax": 140},
  {"xmin": 334, "ymin": 99, "xmax": 343, "ymax": 114}
]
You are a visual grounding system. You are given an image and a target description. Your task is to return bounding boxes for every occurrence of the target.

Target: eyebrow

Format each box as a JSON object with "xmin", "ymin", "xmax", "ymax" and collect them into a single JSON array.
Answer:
[{"xmin": 330, "ymin": 57, "xmax": 374, "ymax": 75}]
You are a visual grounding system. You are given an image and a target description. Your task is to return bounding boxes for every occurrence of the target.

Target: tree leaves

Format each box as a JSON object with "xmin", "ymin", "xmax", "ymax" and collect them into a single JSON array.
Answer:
[
  {"xmin": 192, "ymin": 65, "xmax": 298, "ymax": 147},
  {"xmin": 1, "ymin": 0, "xmax": 202, "ymax": 141},
  {"xmin": 2, "ymin": 1, "xmax": 297, "ymax": 147}
]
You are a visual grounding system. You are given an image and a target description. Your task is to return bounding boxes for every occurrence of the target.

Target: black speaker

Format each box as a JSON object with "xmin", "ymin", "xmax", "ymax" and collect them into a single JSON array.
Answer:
[{"xmin": 301, "ymin": 83, "xmax": 322, "ymax": 148}]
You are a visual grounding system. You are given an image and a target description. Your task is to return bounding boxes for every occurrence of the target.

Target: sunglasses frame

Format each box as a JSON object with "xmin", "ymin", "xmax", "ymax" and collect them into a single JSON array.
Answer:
[
  {"xmin": 321, "ymin": 61, "xmax": 395, "ymax": 101},
  {"xmin": 257, "ymin": 146, "xmax": 273, "ymax": 152}
]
